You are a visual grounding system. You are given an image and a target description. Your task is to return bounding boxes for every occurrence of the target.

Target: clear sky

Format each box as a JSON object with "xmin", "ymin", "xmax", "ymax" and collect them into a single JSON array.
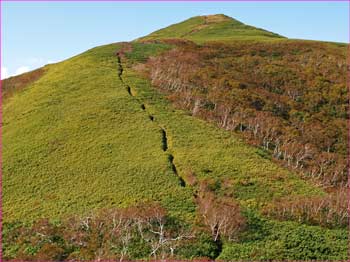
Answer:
[{"xmin": 1, "ymin": 1, "xmax": 349, "ymax": 79}]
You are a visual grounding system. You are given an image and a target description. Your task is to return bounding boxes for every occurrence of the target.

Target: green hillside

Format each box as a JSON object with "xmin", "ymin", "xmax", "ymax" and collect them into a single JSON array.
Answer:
[
  {"xmin": 3, "ymin": 44, "xmax": 195, "ymax": 223},
  {"xmin": 138, "ymin": 14, "xmax": 284, "ymax": 42},
  {"xmin": 2, "ymin": 15, "xmax": 348, "ymax": 261}
]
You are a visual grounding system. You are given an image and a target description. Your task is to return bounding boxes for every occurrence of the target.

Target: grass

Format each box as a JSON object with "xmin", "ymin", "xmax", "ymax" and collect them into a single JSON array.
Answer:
[
  {"xmin": 218, "ymin": 211, "xmax": 349, "ymax": 260},
  {"xmin": 122, "ymin": 42, "xmax": 323, "ymax": 209},
  {"xmin": 120, "ymin": 42, "xmax": 348, "ymax": 259},
  {"xmin": 3, "ymin": 38, "xmax": 347, "ymax": 260},
  {"xmin": 2, "ymin": 68, "xmax": 46, "ymax": 100},
  {"xmin": 138, "ymin": 14, "xmax": 284, "ymax": 43},
  {"xmin": 3, "ymin": 43, "xmax": 195, "ymax": 223},
  {"xmin": 3, "ymin": 41, "xmax": 324, "ymax": 222}
]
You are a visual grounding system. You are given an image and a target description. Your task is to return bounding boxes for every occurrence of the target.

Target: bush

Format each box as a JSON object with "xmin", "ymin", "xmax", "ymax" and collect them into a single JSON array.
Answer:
[
  {"xmin": 177, "ymin": 232, "xmax": 220, "ymax": 259},
  {"xmin": 219, "ymin": 212, "xmax": 349, "ymax": 260}
]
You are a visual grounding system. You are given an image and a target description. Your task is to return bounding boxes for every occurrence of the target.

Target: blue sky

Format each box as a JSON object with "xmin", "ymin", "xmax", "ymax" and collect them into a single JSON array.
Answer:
[{"xmin": 1, "ymin": 1, "xmax": 348, "ymax": 79}]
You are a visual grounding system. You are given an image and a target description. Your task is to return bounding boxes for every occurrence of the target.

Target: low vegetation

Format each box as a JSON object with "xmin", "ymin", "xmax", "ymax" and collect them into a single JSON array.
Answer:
[
  {"xmin": 3, "ymin": 44, "xmax": 195, "ymax": 224},
  {"xmin": 3, "ymin": 14, "xmax": 348, "ymax": 260},
  {"xmin": 138, "ymin": 14, "xmax": 284, "ymax": 43},
  {"xmin": 218, "ymin": 211, "xmax": 348, "ymax": 260},
  {"xmin": 2, "ymin": 68, "xmax": 46, "ymax": 100}
]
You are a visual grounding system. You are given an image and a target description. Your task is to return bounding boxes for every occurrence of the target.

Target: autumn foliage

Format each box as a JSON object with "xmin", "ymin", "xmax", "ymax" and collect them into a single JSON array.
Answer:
[
  {"xmin": 2, "ymin": 68, "xmax": 45, "ymax": 100},
  {"xmin": 4, "ymin": 204, "xmax": 195, "ymax": 261},
  {"xmin": 263, "ymin": 188, "xmax": 349, "ymax": 228},
  {"xmin": 197, "ymin": 180, "xmax": 246, "ymax": 242},
  {"xmin": 146, "ymin": 40, "xmax": 348, "ymax": 187}
]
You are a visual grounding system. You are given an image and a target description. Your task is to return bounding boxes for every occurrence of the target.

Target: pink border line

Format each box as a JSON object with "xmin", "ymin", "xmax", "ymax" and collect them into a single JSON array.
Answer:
[
  {"xmin": 347, "ymin": 1, "xmax": 350, "ymax": 261},
  {"xmin": 0, "ymin": 0, "xmax": 3, "ymax": 261},
  {"xmin": 4, "ymin": 260, "xmax": 350, "ymax": 262},
  {"xmin": 0, "ymin": 0, "xmax": 349, "ymax": 2}
]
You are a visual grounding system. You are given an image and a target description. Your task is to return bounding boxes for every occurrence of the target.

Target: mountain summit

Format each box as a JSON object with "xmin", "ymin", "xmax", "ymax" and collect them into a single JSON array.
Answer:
[{"xmin": 138, "ymin": 14, "xmax": 284, "ymax": 42}]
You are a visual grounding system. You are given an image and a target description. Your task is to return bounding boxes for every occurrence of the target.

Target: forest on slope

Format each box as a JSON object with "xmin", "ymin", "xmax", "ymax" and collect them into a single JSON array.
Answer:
[{"xmin": 145, "ymin": 40, "xmax": 348, "ymax": 188}]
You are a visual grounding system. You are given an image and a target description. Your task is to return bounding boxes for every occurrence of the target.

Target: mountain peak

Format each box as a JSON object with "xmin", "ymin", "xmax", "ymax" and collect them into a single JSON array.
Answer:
[
  {"xmin": 199, "ymin": 14, "xmax": 234, "ymax": 22},
  {"xmin": 138, "ymin": 14, "xmax": 284, "ymax": 43}
]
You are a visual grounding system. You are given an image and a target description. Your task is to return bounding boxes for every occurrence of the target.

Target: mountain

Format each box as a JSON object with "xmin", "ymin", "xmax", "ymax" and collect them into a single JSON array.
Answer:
[
  {"xmin": 138, "ymin": 14, "xmax": 284, "ymax": 42},
  {"xmin": 2, "ymin": 15, "xmax": 348, "ymax": 261}
]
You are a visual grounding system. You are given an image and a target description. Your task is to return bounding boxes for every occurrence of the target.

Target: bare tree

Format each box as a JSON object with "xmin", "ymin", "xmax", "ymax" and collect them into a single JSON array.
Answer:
[
  {"xmin": 132, "ymin": 203, "xmax": 193, "ymax": 260},
  {"xmin": 197, "ymin": 185, "xmax": 245, "ymax": 242}
]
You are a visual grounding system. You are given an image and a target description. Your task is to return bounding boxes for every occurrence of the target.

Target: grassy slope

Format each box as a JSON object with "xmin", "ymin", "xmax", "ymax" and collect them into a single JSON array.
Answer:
[
  {"xmin": 2, "ymin": 68, "xmax": 46, "ymax": 100},
  {"xmin": 123, "ymin": 43, "xmax": 322, "ymax": 206},
  {"xmin": 3, "ymin": 43, "xmax": 194, "ymax": 223},
  {"xmin": 122, "ymin": 42, "xmax": 348, "ymax": 260},
  {"xmin": 138, "ymin": 14, "xmax": 284, "ymax": 43},
  {"xmin": 3, "ymin": 40, "xmax": 347, "ymax": 259},
  {"xmin": 218, "ymin": 217, "xmax": 348, "ymax": 260}
]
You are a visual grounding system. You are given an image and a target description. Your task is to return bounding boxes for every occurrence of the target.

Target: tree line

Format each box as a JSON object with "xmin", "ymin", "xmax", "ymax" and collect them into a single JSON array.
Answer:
[
  {"xmin": 4, "ymin": 192, "xmax": 246, "ymax": 261},
  {"xmin": 145, "ymin": 40, "xmax": 348, "ymax": 188}
]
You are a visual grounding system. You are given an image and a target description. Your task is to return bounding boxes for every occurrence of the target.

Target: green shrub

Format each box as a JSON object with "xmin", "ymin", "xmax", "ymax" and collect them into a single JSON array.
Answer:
[{"xmin": 177, "ymin": 232, "xmax": 220, "ymax": 259}]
